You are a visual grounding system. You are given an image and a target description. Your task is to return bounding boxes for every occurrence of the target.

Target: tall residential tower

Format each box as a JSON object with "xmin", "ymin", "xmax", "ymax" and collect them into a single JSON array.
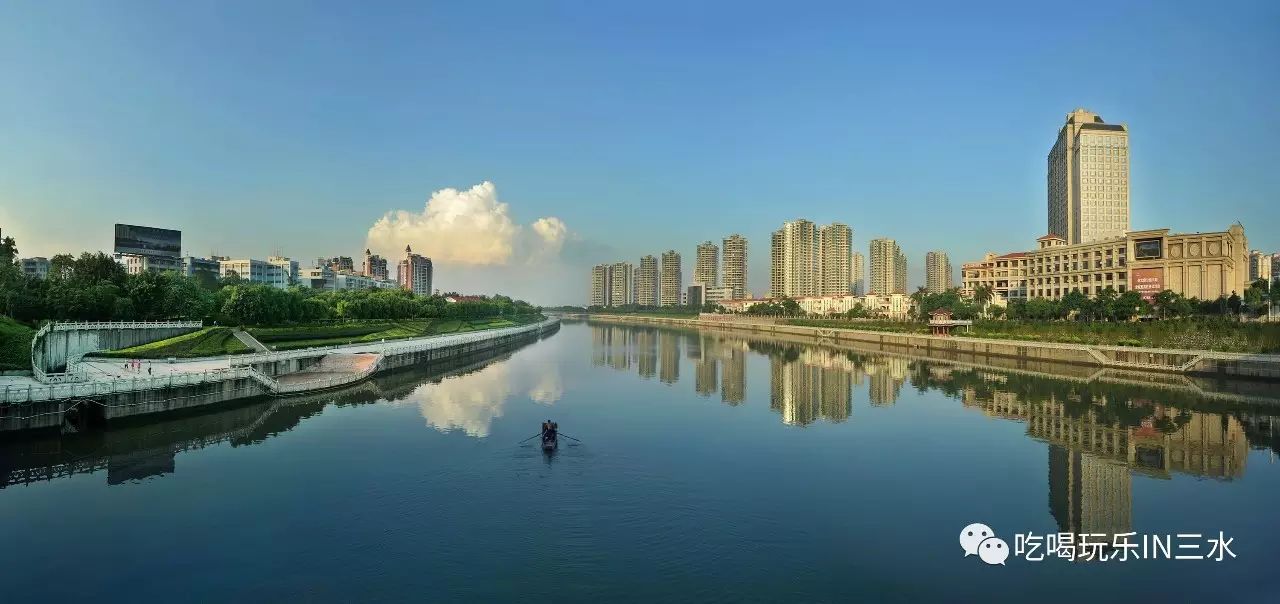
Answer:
[
  {"xmin": 851, "ymin": 251, "xmax": 865, "ymax": 296},
  {"xmin": 660, "ymin": 250, "xmax": 683, "ymax": 306},
  {"xmin": 925, "ymin": 251, "xmax": 952, "ymax": 293},
  {"xmin": 722, "ymin": 234, "xmax": 748, "ymax": 300},
  {"xmin": 636, "ymin": 255, "xmax": 659, "ymax": 306},
  {"xmin": 770, "ymin": 219, "xmax": 818, "ymax": 298},
  {"xmin": 694, "ymin": 241, "xmax": 719, "ymax": 287},
  {"xmin": 819, "ymin": 223, "xmax": 852, "ymax": 296},
  {"xmin": 870, "ymin": 238, "xmax": 905, "ymax": 295}
]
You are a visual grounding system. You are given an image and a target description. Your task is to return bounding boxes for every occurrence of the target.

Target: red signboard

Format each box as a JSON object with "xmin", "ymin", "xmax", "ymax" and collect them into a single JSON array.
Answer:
[{"xmin": 1130, "ymin": 268, "xmax": 1164, "ymax": 302}]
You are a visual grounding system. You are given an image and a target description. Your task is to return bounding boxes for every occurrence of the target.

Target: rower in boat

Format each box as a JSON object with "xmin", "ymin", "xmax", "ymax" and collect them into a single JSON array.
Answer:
[{"xmin": 541, "ymin": 419, "xmax": 558, "ymax": 451}]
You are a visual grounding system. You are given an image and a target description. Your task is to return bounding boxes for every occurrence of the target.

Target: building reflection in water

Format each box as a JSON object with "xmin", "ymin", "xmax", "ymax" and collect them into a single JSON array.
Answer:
[
  {"xmin": 587, "ymin": 322, "xmax": 1272, "ymax": 538},
  {"xmin": 962, "ymin": 384, "xmax": 1250, "ymax": 539}
]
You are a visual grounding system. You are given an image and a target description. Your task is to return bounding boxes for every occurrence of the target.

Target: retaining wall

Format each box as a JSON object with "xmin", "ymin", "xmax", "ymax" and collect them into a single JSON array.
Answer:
[
  {"xmin": 32, "ymin": 321, "xmax": 203, "ymax": 375},
  {"xmin": 575, "ymin": 314, "xmax": 1280, "ymax": 380}
]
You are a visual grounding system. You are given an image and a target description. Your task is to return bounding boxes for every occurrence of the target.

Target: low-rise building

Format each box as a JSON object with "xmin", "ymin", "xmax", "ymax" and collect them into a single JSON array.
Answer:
[
  {"xmin": 19, "ymin": 257, "xmax": 50, "ymax": 279},
  {"xmin": 961, "ymin": 252, "xmax": 1029, "ymax": 307},
  {"xmin": 181, "ymin": 256, "xmax": 221, "ymax": 279},
  {"xmin": 687, "ymin": 283, "xmax": 706, "ymax": 308},
  {"xmin": 116, "ymin": 253, "xmax": 182, "ymax": 274},
  {"xmin": 962, "ymin": 224, "xmax": 1248, "ymax": 303},
  {"xmin": 704, "ymin": 286, "xmax": 735, "ymax": 305}
]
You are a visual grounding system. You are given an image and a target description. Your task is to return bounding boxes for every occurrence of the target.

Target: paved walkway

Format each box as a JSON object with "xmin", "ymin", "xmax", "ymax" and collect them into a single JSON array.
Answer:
[{"xmin": 233, "ymin": 329, "xmax": 270, "ymax": 353}]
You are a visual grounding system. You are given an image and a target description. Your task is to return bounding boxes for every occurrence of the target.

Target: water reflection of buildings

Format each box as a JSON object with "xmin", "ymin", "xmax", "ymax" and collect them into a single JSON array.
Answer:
[
  {"xmin": 866, "ymin": 357, "xmax": 909, "ymax": 406},
  {"xmin": 659, "ymin": 331, "xmax": 680, "ymax": 385},
  {"xmin": 963, "ymin": 386, "xmax": 1250, "ymax": 536}
]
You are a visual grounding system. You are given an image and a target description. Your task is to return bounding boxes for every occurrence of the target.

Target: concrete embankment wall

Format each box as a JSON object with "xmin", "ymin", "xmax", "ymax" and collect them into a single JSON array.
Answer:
[
  {"xmin": 2, "ymin": 320, "xmax": 561, "ymax": 433},
  {"xmin": 34, "ymin": 323, "xmax": 202, "ymax": 374},
  {"xmin": 574, "ymin": 314, "xmax": 1280, "ymax": 380}
]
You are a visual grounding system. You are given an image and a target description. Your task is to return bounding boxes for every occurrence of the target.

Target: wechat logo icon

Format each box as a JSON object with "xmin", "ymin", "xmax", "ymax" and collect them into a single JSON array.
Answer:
[{"xmin": 960, "ymin": 522, "xmax": 1009, "ymax": 566}]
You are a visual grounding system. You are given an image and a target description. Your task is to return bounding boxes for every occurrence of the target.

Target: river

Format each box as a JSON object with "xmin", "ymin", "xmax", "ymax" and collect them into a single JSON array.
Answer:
[{"xmin": 1, "ymin": 320, "xmax": 1277, "ymax": 602}]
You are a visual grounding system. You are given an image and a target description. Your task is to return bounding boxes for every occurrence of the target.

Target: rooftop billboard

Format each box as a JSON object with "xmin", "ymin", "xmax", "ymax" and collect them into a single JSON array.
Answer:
[{"xmin": 114, "ymin": 224, "xmax": 181, "ymax": 258}]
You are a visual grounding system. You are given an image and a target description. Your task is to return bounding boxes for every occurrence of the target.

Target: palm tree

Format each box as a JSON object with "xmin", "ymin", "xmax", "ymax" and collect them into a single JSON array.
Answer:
[
  {"xmin": 973, "ymin": 285, "xmax": 994, "ymax": 318},
  {"xmin": 911, "ymin": 286, "xmax": 929, "ymax": 320}
]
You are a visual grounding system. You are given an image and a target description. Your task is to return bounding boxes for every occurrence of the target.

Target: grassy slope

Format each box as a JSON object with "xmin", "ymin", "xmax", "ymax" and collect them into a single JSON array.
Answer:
[
  {"xmin": 0, "ymin": 317, "xmax": 35, "ymax": 371},
  {"xmin": 94, "ymin": 327, "xmax": 252, "ymax": 359},
  {"xmin": 788, "ymin": 318, "xmax": 1280, "ymax": 354},
  {"xmin": 247, "ymin": 314, "xmax": 545, "ymax": 351}
]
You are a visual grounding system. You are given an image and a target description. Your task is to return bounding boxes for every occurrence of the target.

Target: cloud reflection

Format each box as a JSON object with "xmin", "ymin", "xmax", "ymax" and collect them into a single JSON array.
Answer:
[{"xmin": 401, "ymin": 342, "xmax": 564, "ymax": 437}]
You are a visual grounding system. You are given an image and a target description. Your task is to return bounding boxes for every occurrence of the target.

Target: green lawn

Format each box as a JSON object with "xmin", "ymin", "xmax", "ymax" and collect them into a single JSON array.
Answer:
[
  {"xmin": 0, "ymin": 317, "xmax": 35, "ymax": 371},
  {"xmin": 93, "ymin": 327, "xmax": 252, "ymax": 359},
  {"xmin": 246, "ymin": 315, "xmax": 545, "ymax": 351}
]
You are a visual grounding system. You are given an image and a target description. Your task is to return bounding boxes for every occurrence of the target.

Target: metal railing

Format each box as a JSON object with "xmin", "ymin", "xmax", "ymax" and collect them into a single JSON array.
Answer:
[
  {"xmin": 2, "ymin": 367, "xmax": 256, "ymax": 404},
  {"xmin": 3, "ymin": 318, "xmax": 559, "ymax": 404},
  {"xmin": 42, "ymin": 320, "xmax": 203, "ymax": 332}
]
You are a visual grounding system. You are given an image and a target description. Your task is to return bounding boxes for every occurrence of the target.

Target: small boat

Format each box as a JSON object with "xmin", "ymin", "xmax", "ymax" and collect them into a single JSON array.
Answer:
[{"xmin": 540, "ymin": 420, "xmax": 559, "ymax": 451}]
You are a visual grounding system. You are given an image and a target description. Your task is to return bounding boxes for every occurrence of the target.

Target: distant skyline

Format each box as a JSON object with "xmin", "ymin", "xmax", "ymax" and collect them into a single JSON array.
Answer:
[{"xmin": 2, "ymin": 1, "xmax": 1277, "ymax": 304}]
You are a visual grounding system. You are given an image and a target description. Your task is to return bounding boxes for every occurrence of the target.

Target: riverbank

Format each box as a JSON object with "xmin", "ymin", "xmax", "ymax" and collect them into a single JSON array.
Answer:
[
  {"xmin": 0, "ymin": 318, "xmax": 560, "ymax": 432},
  {"xmin": 789, "ymin": 317, "xmax": 1280, "ymax": 354},
  {"xmin": 565, "ymin": 313, "xmax": 1280, "ymax": 381}
]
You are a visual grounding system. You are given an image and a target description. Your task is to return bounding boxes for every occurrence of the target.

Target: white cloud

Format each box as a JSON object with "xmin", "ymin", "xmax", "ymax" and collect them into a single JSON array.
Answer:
[{"xmin": 365, "ymin": 181, "xmax": 565, "ymax": 267}]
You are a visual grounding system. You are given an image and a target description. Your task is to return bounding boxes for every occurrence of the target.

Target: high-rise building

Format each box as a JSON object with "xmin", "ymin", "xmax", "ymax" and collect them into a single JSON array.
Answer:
[
  {"xmin": 770, "ymin": 219, "xmax": 818, "ymax": 298},
  {"xmin": 398, "ymin": 245, "xmax": 433, "ymax": 296},
  {"xmin": 896, "ymin": 249, "xmax": 906, "ymax": 294},
  {"xmin": 819, "ymin": 223, "xmax": 852, "ymax": 296},
  {"xmin": 694, "ymin": 241, "xmax": 719, "ymax": 288},
  {"xmin": 851, "ymin": 251, "xmax": 866, "ymax": 296},
  {"xmin": 610, "ymin": 262, "xmax": 634, "ymax": 306},
  {"xmin": 1272, "ymin": 253, "xmax": 1280, "ymax": 284},
  {"xmin": 1048, "ymin": 108, "xmax": 1130, "ymax": 244},
  {"xmin": 1248, "ymin": 250, "xmax": 1272, "ymax": 283},
  {"xmin": 895, "ymin": 250, "xmax": 907, "ymax": 294},
  {"xmin": 636, "ymin": 255, "xmax": 659, "ymax": 306},
  {"xmin": 722, "ymin": 234, "xmax": 748, "ymax": 299},
  {"xmin": 870, "ymin": 238, "xmax": 905, "ymax": 295},
  {"xmin": 660, "ymin": 250, "xmax": 682, "ymax": 306},
  {"xmin": 590, "ymin": 264, "xmax": 609, "ymax": 307},
  {"xmin": 925, "ymin": 251, "xmax": 952, "ymax": 293},
  {"xmin": 363, "ymin": 249, "xmax": 389, "ymax": 281}
]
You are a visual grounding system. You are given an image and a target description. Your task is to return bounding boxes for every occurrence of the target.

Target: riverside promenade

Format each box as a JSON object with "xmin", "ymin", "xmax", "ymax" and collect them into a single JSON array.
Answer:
[
  {"xmin": 563, "ymin": 313, "xmax": 1280, "ymax": 381},
  {"xmin": 0, "ymin": 318, "xmax": 560, "ymax": 431}
]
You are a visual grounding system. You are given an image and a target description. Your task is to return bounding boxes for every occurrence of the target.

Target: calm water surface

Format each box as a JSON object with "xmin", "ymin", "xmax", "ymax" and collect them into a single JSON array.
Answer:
[{"xmin": 2, "ymin": 321, "xmax": 1278, "ymax": 602}]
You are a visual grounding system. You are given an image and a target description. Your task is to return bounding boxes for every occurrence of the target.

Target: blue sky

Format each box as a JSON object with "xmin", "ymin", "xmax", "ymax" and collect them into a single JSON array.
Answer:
[{"xmin": 1, "ymin": 1, "xmax": 1276, "ymax": 304}]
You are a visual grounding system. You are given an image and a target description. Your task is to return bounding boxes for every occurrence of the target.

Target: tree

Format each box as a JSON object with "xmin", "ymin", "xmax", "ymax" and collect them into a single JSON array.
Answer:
[
  {"xmin": 972, "ymin": 285, "xmax": 994, "ymax": 318},
  {"xmin": 1152, "ymin": 289, "xmax": 1178, "ymax": 319},
  {"xmin": 779, "ymin": 298, "xmax": 801, "ymax": 317},
  {"xmin": 0, "ymin": 235, "xmax": 18, "ymax": 265},
  {"xmin": 1059, "ymin": 290, "xmax": 1087, "ymax": 320},
  {"xmin": 1112, "ymin": 290, "xmax": 1150, "ymax": 321},
  {"xmin": 1228, "ymin": 292, "xmax": 1242, "ymax": 315},
  {"xmin": 1094, "ymin": 287, "xmax": 1119, "ymax": 321}
]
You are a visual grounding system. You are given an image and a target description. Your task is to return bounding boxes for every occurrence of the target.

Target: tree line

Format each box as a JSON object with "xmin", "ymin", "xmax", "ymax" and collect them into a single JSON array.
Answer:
[{"xmin": 0, "ymin": 241, "xmax": 538, "ymax": 326}]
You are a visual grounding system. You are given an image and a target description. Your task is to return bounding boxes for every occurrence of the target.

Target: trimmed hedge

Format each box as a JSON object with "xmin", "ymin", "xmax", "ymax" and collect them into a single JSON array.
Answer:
[
  {"xmin": 0, "ymin": 317, "xmax": 35, "ymax": 371},
  {"xmin": 94, "ymin": 327, "xmax": 252, "ymax": 359}
]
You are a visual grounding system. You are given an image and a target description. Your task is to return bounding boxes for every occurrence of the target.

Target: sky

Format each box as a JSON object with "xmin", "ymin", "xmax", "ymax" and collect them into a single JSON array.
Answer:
[{"xmin": 1, "ymin": 0, "xmax": 1276, "ymax": 305}]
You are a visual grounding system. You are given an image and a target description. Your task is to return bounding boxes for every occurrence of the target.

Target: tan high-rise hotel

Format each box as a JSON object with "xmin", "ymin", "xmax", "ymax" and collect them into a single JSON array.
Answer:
[{"xmin": 1048, "ymin": 108, "xmax": 1130, "ymax": 244}]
